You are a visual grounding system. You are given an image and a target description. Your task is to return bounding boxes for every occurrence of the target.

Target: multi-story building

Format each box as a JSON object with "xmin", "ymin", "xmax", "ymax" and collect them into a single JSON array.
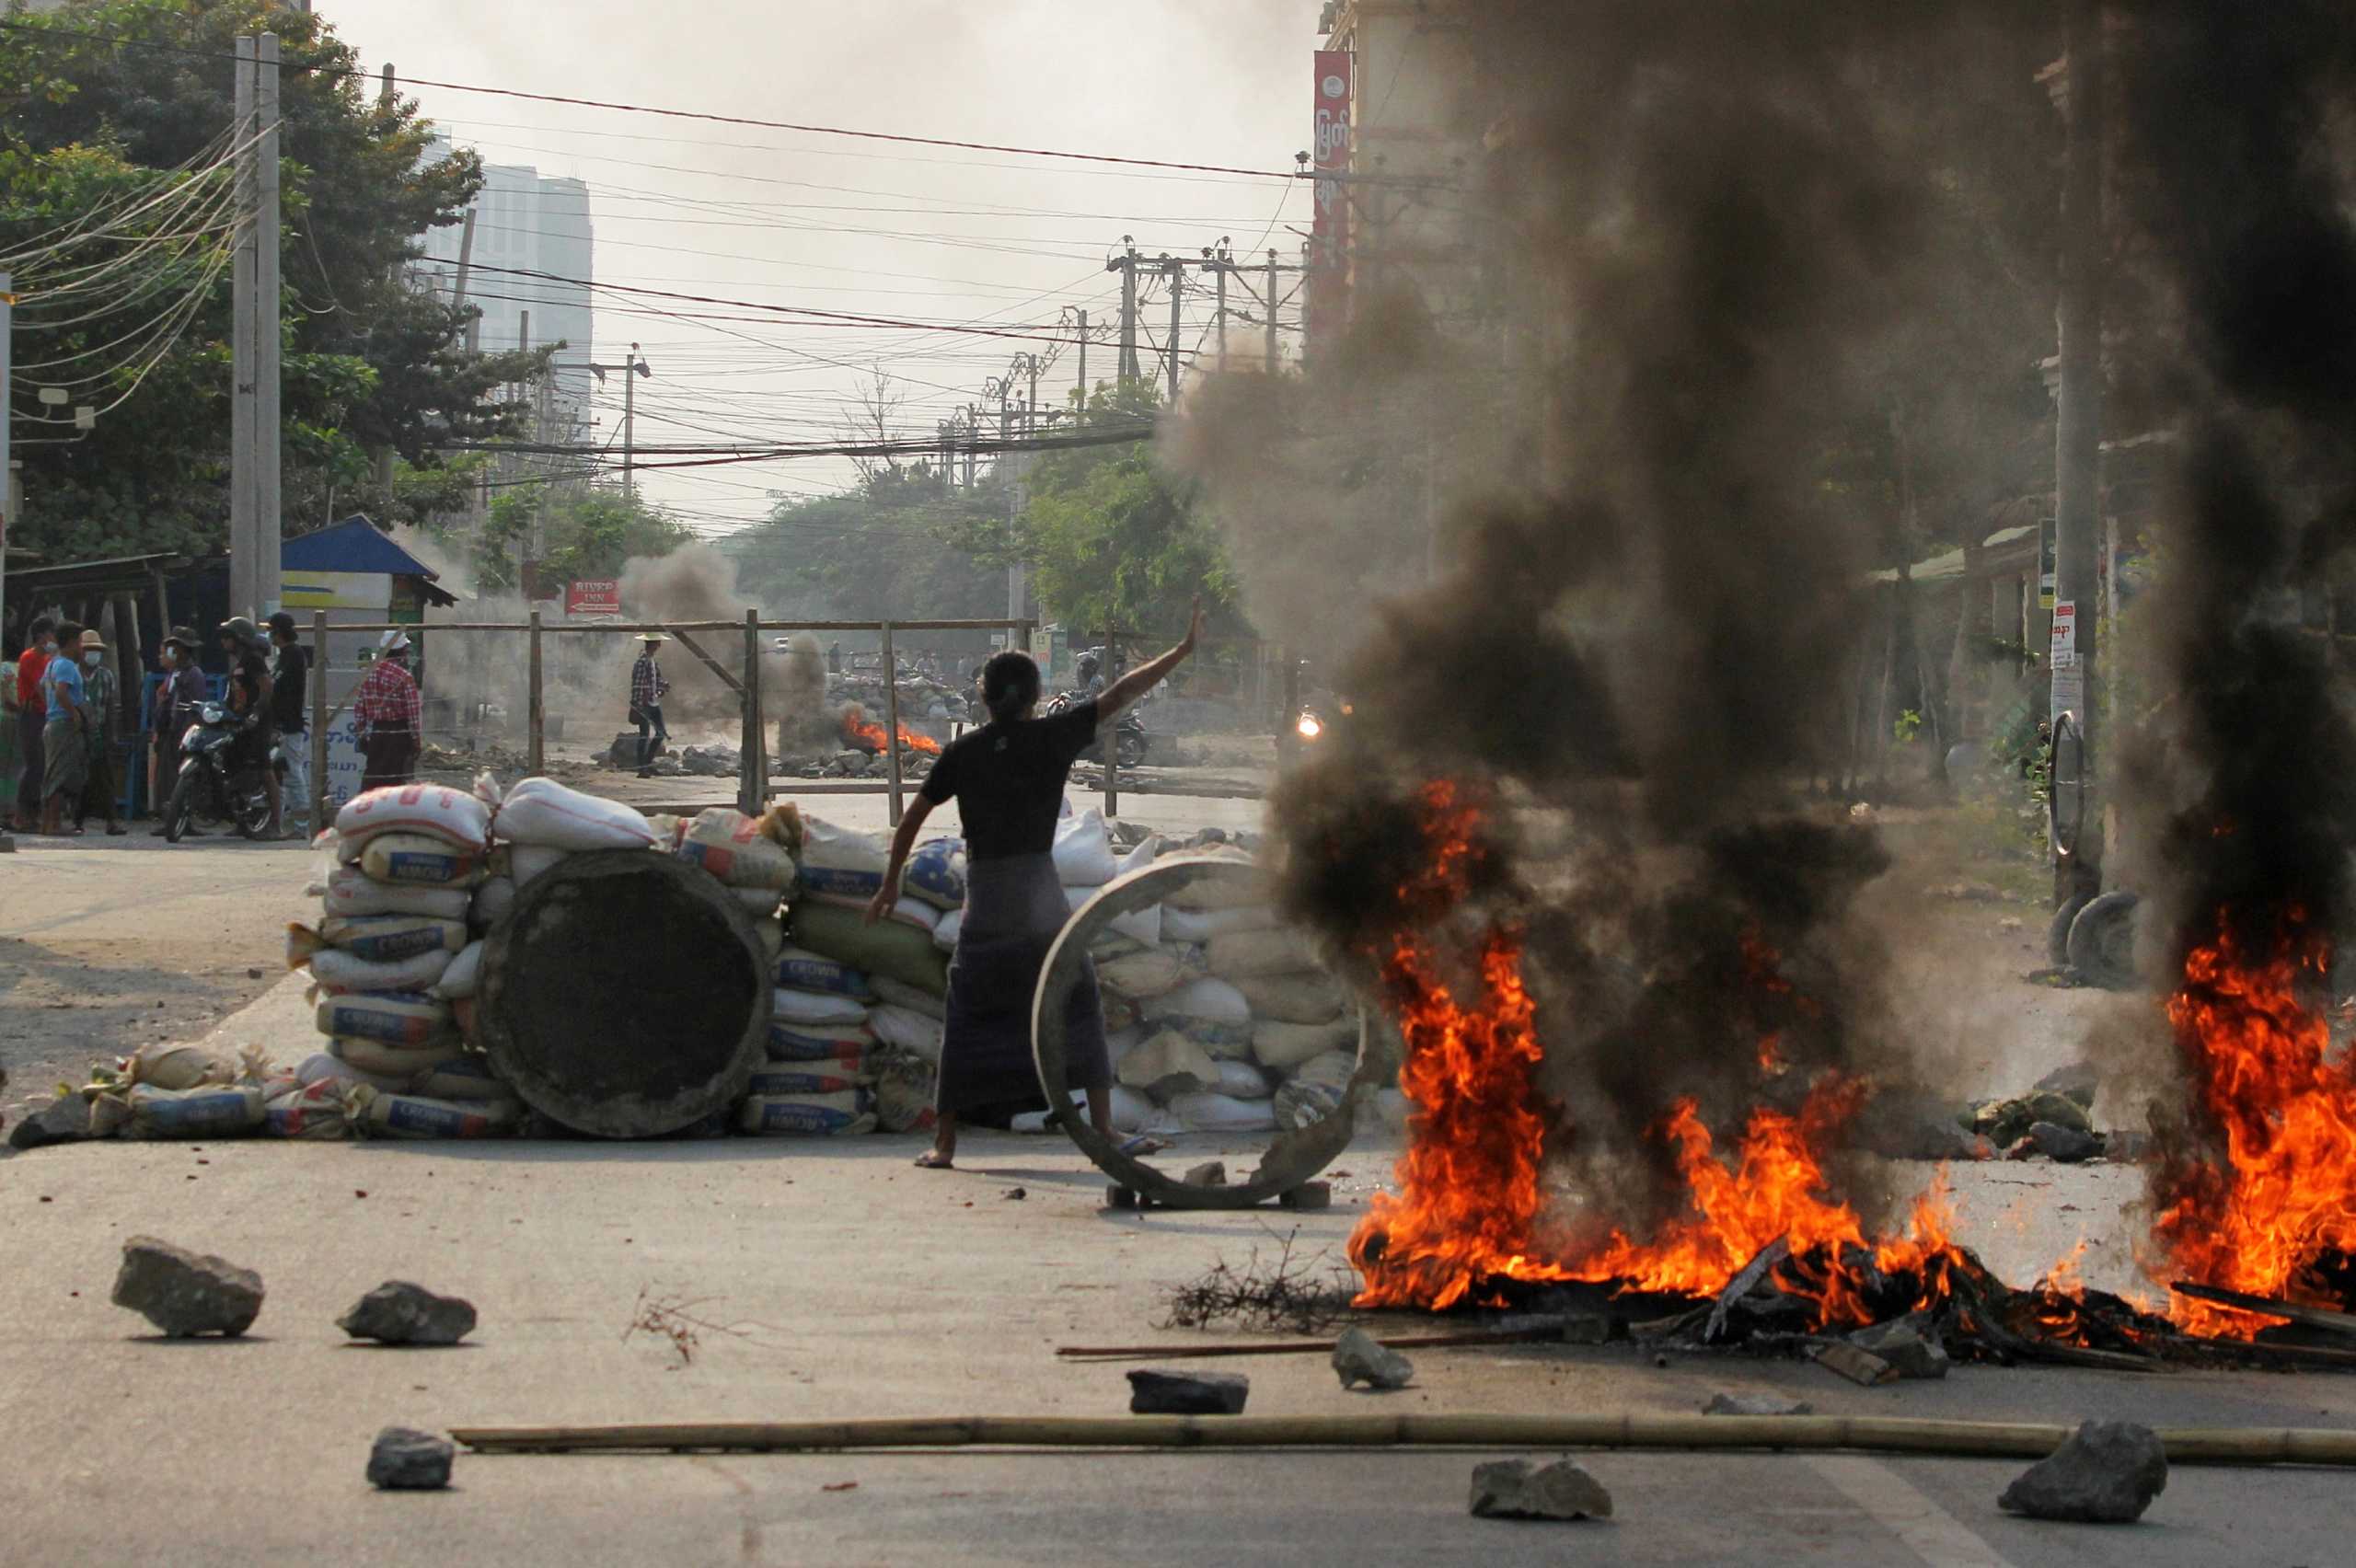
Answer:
[{"xmin": 416, "ymin": 136, "xmax": 596, "ymax": 438}]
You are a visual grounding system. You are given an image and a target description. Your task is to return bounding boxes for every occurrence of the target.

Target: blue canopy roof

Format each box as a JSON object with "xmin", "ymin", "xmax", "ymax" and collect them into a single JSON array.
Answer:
[{"xmin": 281, "ymin": 515, "xmax": 441, "ymax": 580}]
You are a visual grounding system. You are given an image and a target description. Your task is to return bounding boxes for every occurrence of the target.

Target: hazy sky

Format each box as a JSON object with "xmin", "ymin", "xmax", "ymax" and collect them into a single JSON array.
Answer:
[{"xmin": 318, "ymin": 1, "xmax": 1318, "ymax": 545}]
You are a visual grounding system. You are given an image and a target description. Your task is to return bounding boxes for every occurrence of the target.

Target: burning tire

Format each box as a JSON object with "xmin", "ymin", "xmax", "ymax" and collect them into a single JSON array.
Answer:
[{"xmin": 2066, "ymin": 891, "xmax": 2143, "ymax": 991}]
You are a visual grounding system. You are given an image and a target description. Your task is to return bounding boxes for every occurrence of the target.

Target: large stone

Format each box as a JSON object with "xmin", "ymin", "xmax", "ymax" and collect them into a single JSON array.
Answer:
[
  {"xmin": 367, "ymin": 1426, "xmax": 456, "ymax": 1491},
  {"xmin": 2032, "ymin": 1059, "xmax": 2099, "ymax": 1111},
  {"xmin": 1469, "ymin": 1457, "xmax": 1613, "ymax": 1521},
  {"xmin": 1704, "ymin": 1392, "xmax": 1813, "ymax": 1416},
  {"xmin": 1331, "ymin": 1326, "xmax": 1415, "ymax": 1391},
  {"xmin": 1126, "ymin": 1368, "xmax": 1249, "ymax": 1415},
  {"xmin": 1998, "ymin": 1421, "xmax": 2167, "ymax": 1523},
  {"xmin": 337, "ymin": 1281, "xmax": 478, "ymax": 1346},
  {"xmin": 1849, "ymin": 1317, "xmax": 1951, "ymax": 1380},
  {"xmin": 2023, "ymin": 1121, "xmax": 2101, "ymax": 1163},
  {"xmin": 110, "ymin": 1236, "xmax": 263, "ymax": 1337},
  {"xmin": 8, "ymin": 1091, "xmax": 91, "ymax": 1150}
]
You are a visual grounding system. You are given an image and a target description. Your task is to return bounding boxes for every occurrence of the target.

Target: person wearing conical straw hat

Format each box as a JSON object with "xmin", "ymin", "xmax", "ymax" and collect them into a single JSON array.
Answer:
[
  {"xmin": 354, "ymin": 629, "xmax": 422, "ymax": 790},
  {"xmin": 629, "ymin": 632, "xmax": 671, "ymax": 778}
]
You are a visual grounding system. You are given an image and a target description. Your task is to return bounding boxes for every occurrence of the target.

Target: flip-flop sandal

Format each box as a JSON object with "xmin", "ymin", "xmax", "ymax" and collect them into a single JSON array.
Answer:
[
  {"xmin": 1115, "ymin": 1135, "xmax": 1169, "ymax": 1158},
  {"xmin": 914, "ymin": 1151, "xmax": 954, "ymax": 1170}
]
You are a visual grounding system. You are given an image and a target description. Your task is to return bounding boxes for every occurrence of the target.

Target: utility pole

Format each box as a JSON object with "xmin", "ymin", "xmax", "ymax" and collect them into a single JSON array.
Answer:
[
  {"xmin": 2051, "ymin": 0, "xmax": 2106, "ymax": 906},
  {"xmin": 0, "ymin": 268, "xmax": 12, "ymax": 851},
  {"xmin": 1265, "ymin": 248, "xmax": 1279, "ymax": 372},
  {"xmin": 450, "ymin": 209, "xmax": 477, "ymax": 323},
  {"xmin": 1075, "ymin": 308, "xmax": 1088, "ymax": 406},
  {"xmin": 621, "ymin": 341, "xmax": 641, "ymax": 496},
  {"xmin": 1110, "ymin": 240, "xmax": 1141, "ymax": 386},
  {"xmin": 1025, "ymin": 352, "xmax": 1039, "ymax": 435},
  {"xmin": 230, "ymin": 35, "xmax": 256, "ymax": 620},
  {"xmin": 1165, "ymin": 255, "xmax": 1183, "ymax": 401},
  {"xmin": 1215, "ymin": 256, "xmax": 1230, "ymax": 373},
  {"xmin": 255, "ymin": 32, "xmax": 282, "ymax": 617}
]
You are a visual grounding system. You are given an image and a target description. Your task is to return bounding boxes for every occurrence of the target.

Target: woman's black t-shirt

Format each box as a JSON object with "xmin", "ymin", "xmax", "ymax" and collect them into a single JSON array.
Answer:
[{"xmin": 920, "ymin": 700, "xmax": 1097, "ymax": 861}]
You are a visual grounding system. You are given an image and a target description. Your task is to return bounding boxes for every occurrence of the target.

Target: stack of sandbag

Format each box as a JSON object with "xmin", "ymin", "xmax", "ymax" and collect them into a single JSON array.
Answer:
[
  {"xmin": 286, "ymin": 782, "xmax": 521, "ymax": 1138},
  {"xmin": 669, "ymin": 802, "xmax": 803, "ymax": 919},
  {"xmin": 736, "ymin": 815, "xmax": 967, "ymax": 1136},
  {"xmin": 1078, "ymin": 838, "xmax": 1380, "ymax": 1137},
  {"xmin": 82, "ymin": 1042, "xmax": 280, "ymax": 1140},
  {"xmin": 1055, "ymin": 810, "xmax": 1161, "ymax": 945}
]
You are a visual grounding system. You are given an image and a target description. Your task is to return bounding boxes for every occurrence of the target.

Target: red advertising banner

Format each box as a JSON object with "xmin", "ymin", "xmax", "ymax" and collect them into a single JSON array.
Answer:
[
  {"xmin": 564, "ymin": 578, "xmax": 621, "ymax": 617},
  {"xmin": 1308, "ymin": 50, "xmax": 1353, "ymax": 353}
]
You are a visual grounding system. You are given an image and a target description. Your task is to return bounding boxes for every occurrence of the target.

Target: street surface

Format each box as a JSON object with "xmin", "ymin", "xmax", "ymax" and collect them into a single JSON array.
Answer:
[{"xmin": 6, "ymin": 799, "xmax": 2341, "ymax": 1566}]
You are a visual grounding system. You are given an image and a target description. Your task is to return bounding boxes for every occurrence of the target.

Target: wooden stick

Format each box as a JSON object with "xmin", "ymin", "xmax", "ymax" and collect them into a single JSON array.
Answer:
[
  {"xmin": 447, "ymin": 1412, "xmax": 2356, "ymax": 1466},
  {"xmin": 1055, "ymin": 1328, "xmax": 1565, "ymax": 1361},
  {"xmin": 2173, "ymin": 1281, "xmax": 2356, "ymax": 1340}
]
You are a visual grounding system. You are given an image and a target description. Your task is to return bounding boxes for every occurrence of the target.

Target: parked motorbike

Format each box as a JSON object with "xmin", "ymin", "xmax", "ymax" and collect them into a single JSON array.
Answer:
[
  {"xmin": 163, "ymin": 702, "xmax": 279, "ymax": 843},
  {"xmin": 1044, "ymin": 689, "xmax": 1149, "ymax": 768}
]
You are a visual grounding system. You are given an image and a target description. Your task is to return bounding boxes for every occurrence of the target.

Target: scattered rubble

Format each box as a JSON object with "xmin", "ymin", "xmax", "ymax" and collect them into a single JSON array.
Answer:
[
  {"xmin": 1703, "ymin": 1393, "xmax": 1813, "ymax": 1416},
  {"xmin": 1849, "ymin": 1317, "xmax": 1950, "ymax": 1380},
  {"xmin": 1126, "ymin": 1368, "xmax": 1250, "ymax": 1415},
  {"xmin": 1998, "ymin": 1421, "xmax": 2168, "ymax": 1523},
  {"xmin": 2011, "ymin": 1121, "xmax": 2101, "ymax": 1164},
  {"xmin": 1468, "ymin": 1457, "xmax": 1613, "ymax": 1522},
  {"xmin": 367, "ymin": 1426, "xmax": 456, "ymax": 1491},
  {"xmin": 337, "ymin": 1281, "xmax": 478, "ymax": 1346},
  {"xmin": 1813, "ymin": 1342, "xmax": 1897, "ymax": 1387},
  {"xmin": 1331, "ymin": 1326, "xmax": 1415, "ymax": 1390},
  {"xmin": 111, "ymin": 1236, "xmax": 263, "ymax": 1337},
  {"xmin": 8, "ymin": 1090, "xmax": 90, "ymax": 1150}
]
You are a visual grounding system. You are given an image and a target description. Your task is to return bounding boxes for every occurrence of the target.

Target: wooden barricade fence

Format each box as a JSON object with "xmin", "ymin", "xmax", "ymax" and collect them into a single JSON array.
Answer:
[{"xmin": 309, "ymin": 614, "xmax": 1034, "ymax": 830}]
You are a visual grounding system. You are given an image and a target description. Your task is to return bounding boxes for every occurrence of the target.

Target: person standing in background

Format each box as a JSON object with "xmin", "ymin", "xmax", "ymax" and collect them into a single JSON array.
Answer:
[
  {"xmin": 266, "ymin": 612, "xmax": 309, "ymax": 838},
  {"xmin": 12, "ymin": 614, "xmax": 56, "ymax": 833},
  {"xmin": 629, "ymin": 631, "xmax": 671, "ymax": 778},
  {"xmin": 75, "ymin": 632, "xmax": 124, "ymax": 836},
  {"xmin": 148, "ymin": 630, "xmax": 205, "ymax": 834},
  {"xmin": 38, "ymin": 623, "xmax": 87, "ymax": 837},
  {"xmin": 352, "ymin": 630, "xmax": 422, "ymax": 790}
]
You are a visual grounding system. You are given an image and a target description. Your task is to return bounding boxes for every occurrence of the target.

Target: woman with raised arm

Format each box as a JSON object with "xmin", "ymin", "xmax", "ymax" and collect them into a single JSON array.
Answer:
[{"xmin": 867, "ymin": 601, "xmax": 1206, "ymax": 1170}]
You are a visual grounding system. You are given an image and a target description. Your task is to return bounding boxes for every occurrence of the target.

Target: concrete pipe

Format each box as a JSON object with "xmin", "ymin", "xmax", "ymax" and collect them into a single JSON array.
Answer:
[
  {"xmin": 1032, "ymin": 850, "xmax": 1372, "ymax": 1209},
  {"xmin": 479, "ymin": 848, "xmax": 772, "ymax": 1138}
]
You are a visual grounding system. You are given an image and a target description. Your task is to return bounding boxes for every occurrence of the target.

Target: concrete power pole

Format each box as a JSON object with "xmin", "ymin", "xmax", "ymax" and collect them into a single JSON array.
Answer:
[
  {"xmin": 622, "ymin": 343, "xmax": 641, "ymax": 495},
  {"xmin": 255, "ymin": 32, "xmax": 282, "ymax": 617},
  {"xmin": 1266, "ymin": 249, "xmax": 1280, "ymax": 372},
  {"xmin": 2051, "ymin": 0, "xmax": 2107, "ymax": 905},
  {"xmin": 1075, "ymin": 308, "xmax": 1088, "ymax": 406},
  {"xmin": 230, "ymin": 35, "xmax": 256, "ymax": 619},
  {"xmin": 1111, "ymin": 244, "xmax": 1141, "ymax": 386},
  {"xmin": 1165, "ymin": 256, "xmax": 1182, "ymax": 401}
]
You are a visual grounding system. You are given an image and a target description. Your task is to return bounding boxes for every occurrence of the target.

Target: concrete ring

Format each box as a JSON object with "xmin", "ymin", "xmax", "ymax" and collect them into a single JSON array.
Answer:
[{"xmin": 1031, "ymin": 851, "xmax": 1372, "ymax": 1208}]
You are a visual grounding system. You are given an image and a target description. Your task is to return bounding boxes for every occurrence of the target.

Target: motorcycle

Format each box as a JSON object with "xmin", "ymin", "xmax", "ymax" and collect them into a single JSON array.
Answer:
[
  {"xmin": 163, "ymin": 702, "xmax": 280, "ymax": 843},
  {"xmin": 1044, "ymin": 688, "xmax": 1149, "ymax": 768}
]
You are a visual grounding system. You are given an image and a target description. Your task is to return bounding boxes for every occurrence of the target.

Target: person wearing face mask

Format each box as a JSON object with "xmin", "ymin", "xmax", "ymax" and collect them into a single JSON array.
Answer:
[
  {"xmin": 37, "ymin": 623, "xmax": 87, "ymax": 837},
  {"xmin": 74, "ymin": 633, "xmax": 124, "ymax": 836},
  {"xmin": 11, "ymin": 614, "xmax": 56, "ymax": 833},
  {"xmin": 147, "ymin": 630, "xmax": 206, "ymax": 836}
]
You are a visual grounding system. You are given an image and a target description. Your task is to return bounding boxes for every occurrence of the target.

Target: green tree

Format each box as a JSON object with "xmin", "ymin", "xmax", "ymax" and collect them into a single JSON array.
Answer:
[
  {"xmin": 976, "ymin": 384, "xmax": 1238, "ymax": 640},
  {"xmin": 0, "ymin": 0, "xmax": 539, "ymax": 561},
  {"xmin": 727, "ymin": 462, "xmax": 1010, "ymax": 627},
  {"xmin": 459, "ymin": 483, "xmax": 693, "ymax": 597}
]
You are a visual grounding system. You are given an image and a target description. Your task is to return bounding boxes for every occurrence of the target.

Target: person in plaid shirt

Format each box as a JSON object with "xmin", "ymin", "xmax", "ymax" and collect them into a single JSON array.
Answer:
[
  {"xmin": 354, "ymin": 629, "xmax": 422, "ymax": 790},
  {"xmin": 629, "ymin": 632, "xmax": 671, "ymax": 778}
]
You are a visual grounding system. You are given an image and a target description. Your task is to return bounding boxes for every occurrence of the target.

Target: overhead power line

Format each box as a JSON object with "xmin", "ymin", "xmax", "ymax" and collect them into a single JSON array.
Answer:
[{"xmin": 0, "ymin": 17, "xmax": 1300, "ymax": 181}]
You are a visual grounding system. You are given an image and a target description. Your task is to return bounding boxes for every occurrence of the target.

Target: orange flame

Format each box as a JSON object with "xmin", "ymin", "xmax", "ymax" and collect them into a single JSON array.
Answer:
[
  {"xmin": 1348, "ymin": 781, "xmax": 1970, "ymax": 1323},
  {"xmin": 2154, "ymin": 913, "xmax": 2356, "ymax": 1336},
  {"xmin": 840, "ymin": 706, "xmax": 941, "ymax": 756}
]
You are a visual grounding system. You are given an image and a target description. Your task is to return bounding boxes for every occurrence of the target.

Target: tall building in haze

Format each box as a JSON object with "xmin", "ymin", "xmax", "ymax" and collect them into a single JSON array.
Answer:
[{"xmin": 416, "ymin": 136, "xmax": 595, "ymax": 438}]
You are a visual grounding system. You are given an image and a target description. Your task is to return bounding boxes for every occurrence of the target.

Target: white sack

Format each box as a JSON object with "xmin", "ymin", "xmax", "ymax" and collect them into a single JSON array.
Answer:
[
  {"xmin": 774, "ymin": 987, "xmax": 871, "ymax": 1026},
  {"xmin": 335, "ymin": 782, "xmax": 492, "ymax": 849},
  {"xmin": 1167, "ymin": 1091, "xmax": 1278, "ymax": 1134},
  {"xmin": 1066, "ymin": 884, "xmax": 1159, "ymax": 945},
  {"xmin": 1051, "ymin": 809, "xmax": 1120, "ymax": 887},
  {"xmin": 868, "ymin": 1003, "xmax": 946, "ymax": 1062},
  {"xmin": 493, "ymin": 777, "xmax": 660, "ymax": 850},
  {"xmin": 433, "ymin": 940, "xmax": 487, "ymax": 1000}
]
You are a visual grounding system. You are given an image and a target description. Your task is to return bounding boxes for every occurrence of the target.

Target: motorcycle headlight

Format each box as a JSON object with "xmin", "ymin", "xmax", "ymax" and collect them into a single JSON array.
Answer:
[
  {"xmin": 198, "ymin": 702, "xmax": 226, "ymax": 725},
  {"xmin": 1296, "ymin": 714, "xmax": 1323, "ymax": 741}
]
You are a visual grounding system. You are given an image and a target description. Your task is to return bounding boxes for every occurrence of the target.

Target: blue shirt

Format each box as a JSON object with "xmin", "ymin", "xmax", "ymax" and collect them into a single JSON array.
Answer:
[{"xmin": 43, "ymin": 656, "xmax": 83, "ymax": 721}]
